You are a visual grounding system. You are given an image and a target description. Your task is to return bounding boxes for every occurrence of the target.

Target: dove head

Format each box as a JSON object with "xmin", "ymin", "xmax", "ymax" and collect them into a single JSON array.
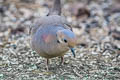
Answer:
[{"xmin": 56, "ymin": 29, "xmax": 77, "ymax": 57}]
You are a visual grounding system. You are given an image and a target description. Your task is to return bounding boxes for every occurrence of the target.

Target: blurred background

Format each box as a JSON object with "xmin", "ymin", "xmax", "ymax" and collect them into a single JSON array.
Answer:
[{"xmin": 0, "ymin": 0, "xmax": 120, "ymax": 79}]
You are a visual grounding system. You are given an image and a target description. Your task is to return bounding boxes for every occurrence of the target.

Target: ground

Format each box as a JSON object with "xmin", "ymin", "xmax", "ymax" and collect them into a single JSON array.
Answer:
[{"xmin": 0, "ymin": 0, "xmax": 120, "ymax": 80}]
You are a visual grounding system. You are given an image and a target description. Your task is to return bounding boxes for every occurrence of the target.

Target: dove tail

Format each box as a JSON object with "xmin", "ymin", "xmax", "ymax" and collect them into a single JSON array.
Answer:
[
  {"xmin": 48, "ymin": 0, "xmax": 61, "ymax": 15},
  {"xmin": 53, "ymin": 0, "xmax": 61, "ymax": 15}
]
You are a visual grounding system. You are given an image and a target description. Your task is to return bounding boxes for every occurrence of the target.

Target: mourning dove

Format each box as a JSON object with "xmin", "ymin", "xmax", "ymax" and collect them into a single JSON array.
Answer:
[{"xmin": 30, "ymin": 0, "xmax": 77, "ymax": 70}]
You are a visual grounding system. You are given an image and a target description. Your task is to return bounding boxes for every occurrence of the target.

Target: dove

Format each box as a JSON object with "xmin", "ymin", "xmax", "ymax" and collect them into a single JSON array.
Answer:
[{"xmin": 30, "ymin": 0, "xmax": 77, "ymax": 70}]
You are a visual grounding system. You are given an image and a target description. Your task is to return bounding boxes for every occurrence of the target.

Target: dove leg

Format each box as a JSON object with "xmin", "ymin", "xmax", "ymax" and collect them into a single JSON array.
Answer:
[
  {"xmin": 60, "ymin": 56, "xmax": 64, "ymax": 65},
  {"xmin": 46, "ymin": 59, "xmax": 49, "ymax": 71}
]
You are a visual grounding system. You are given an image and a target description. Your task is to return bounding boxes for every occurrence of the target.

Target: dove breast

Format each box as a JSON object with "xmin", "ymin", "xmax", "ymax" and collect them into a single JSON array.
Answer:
[{"xmin": 31, "ymin": 26, "xmax": 69, "ymax": 58}]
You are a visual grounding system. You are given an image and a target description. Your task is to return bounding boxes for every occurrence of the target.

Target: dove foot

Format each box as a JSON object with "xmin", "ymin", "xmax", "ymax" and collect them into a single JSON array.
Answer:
[
  {"xmin": 60, "ymin": 56, "xmax": 64, "ymax": 65},
  {"xmin": 46, "ymin": 58, "xmax": 49, "ymax": 71}
]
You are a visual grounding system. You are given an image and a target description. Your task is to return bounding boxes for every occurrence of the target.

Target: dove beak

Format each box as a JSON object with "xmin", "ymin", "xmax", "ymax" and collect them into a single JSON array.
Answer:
[{"xmin": 70, "ymin": 48, "xmax": 75, "ymax": 58}]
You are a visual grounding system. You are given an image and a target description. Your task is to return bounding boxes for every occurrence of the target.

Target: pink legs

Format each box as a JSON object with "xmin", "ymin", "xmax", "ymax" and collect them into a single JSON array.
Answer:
[
  {"xmin": 60, "ymin": 56, "xmax": 64, "ymax": 65},
  {"xmin": 46, "ymin": 59, "xmax": 49, "ymax": 71}
]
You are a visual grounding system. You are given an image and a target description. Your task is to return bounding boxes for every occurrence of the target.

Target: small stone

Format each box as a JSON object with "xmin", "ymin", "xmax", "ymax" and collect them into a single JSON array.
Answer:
[{"xmin": 0, "ymin": 74, "xmax": 4, "ymax": 78}]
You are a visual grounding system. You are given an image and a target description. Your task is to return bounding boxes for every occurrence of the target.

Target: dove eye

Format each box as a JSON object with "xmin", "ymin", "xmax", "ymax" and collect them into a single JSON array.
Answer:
[
  {"xmin": 63, "ymin": 39, "xmax": 67, "ymax": 43},
  {"xmin": 57, "ymin": 40, "xmax": 60, "ymax": 43}
]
